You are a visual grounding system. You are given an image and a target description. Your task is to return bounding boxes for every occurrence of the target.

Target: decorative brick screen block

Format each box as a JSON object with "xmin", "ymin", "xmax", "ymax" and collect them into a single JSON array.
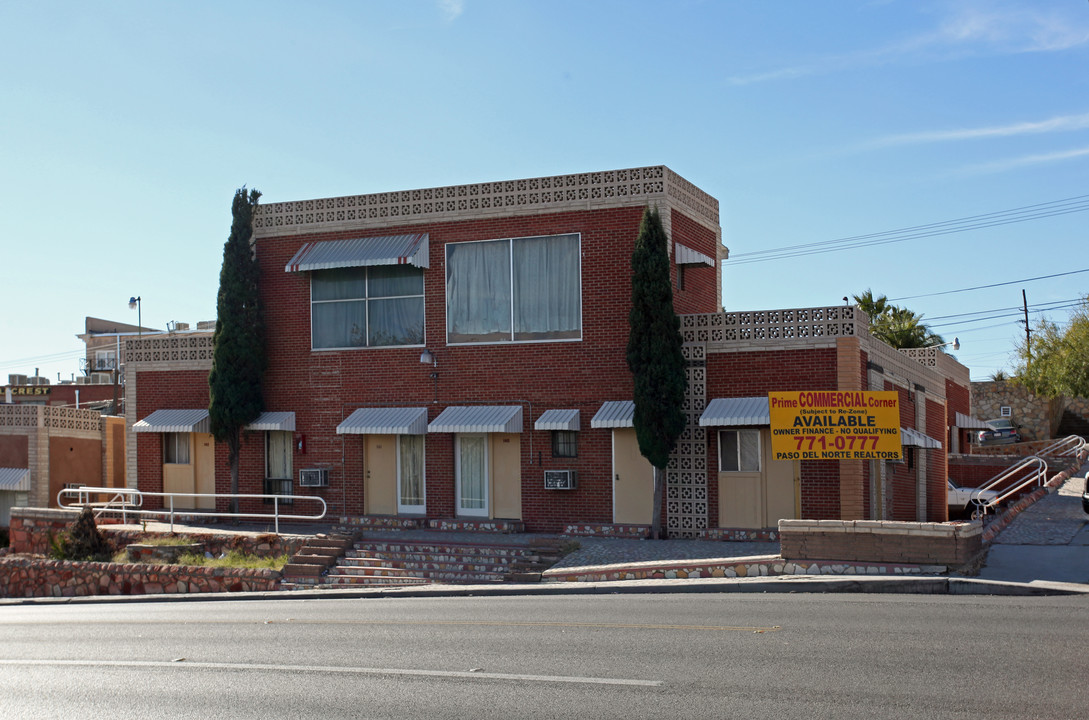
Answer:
[{"xmin": 779, "ymin": 519, "xmax": 983, "ymax": 567}]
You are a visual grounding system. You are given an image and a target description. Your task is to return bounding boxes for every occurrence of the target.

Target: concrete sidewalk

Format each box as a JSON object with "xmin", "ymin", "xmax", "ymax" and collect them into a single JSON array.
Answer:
[{"xmin": 976, "ymin": 465, "xmax": 1089, "ymax": 585}]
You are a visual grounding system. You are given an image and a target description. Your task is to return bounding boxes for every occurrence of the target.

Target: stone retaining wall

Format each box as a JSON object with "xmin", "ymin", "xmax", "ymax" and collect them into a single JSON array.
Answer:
[
  {"xmin": 0, "ymin": 557, "xmax": 280, "ymax": 599},
  {"xmin": 779, "ymin": 519, "xmax": 983, "ymax": 567}
]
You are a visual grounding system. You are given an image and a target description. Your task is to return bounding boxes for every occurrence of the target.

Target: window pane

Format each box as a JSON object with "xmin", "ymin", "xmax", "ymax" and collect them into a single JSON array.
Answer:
[
  {"xmin": 312, "ymin": 268, "xmax": 367, "ymax": 301},
  {"xmin": 446, "ymin": 240, "xmax": 512, "ymax": 343},
  {"xmin": 369, "ymin": 297, "xmax": 425, "ymax": 346},
  {"xmin": 552, "ymin": 430, "xmax": 578, "ymax": 458},
  {"xmin": 513, "ymin": 234, "xmax": 581, "ymax": 341},
  {"xmin": 399, "ymin": 435, "xmax": 425, "ymax": 507},
  {"xmin": 267, "ymin": 431, "xmax": 292, "ymax": 479},
  {"xmin": 739, "ymin": 430, "xmax": 761, "ymax": 472},
  {"xmin": 458, "ymin": 436, "xmax": 487, "ymax": 510},
  {"xmin": 720, "ymin": 431, "xmax": 739, "ymax": 472},
  {"xmin": 165, "ymin": 433, "xmax": 190, "ymax": 464},
  {"xmin": 369, "ymin": 265, "xmax": 424, "ymax": 297},
  {"xmin": 313, "ymin": 300, "xmax": 367, "ymax": 348}
]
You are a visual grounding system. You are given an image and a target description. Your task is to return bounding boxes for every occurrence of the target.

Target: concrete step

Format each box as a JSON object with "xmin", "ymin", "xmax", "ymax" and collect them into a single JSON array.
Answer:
[
  {"xmin": 322, "ymin": 575, "xmax": 432, "ymax": 587},
  {"xmin": 352, "ymin": 541, "xmax": 541, "ymax": 559},
  {"xmin": 340, "ymin": 556, "xmax": 516, "ymax": 574}
]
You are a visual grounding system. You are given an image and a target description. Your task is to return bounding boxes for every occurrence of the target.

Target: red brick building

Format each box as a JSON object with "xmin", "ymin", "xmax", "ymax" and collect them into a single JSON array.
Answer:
[{"xmin": 124, "ymin": 166, "xmax": 969, "ymax": 536}]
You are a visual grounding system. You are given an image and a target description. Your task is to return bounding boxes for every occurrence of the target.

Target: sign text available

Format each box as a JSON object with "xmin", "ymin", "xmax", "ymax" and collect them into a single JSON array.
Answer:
[{"xmin": 768, "ymin": 391, "xmax": 901, "ymax": 461}]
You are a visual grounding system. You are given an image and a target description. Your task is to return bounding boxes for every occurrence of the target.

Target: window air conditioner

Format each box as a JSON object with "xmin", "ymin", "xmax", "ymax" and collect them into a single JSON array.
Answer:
[
  {"xmin": 299, "ymin": 468, "xmax": 329, "ymax": 487},
  {"xmin": 544, "ymin": 470, "xmax": 577, "ymax": 490}
]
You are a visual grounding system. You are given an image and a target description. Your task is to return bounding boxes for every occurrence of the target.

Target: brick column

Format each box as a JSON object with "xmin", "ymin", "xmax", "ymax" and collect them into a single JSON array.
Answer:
[{"xmin": 836, "ymin": 337, "xmax": 865, "ymax": 520}]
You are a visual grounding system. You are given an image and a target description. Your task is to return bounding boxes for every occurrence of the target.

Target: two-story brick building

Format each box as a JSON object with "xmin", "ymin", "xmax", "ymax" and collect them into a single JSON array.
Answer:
[{"xmin": 124, "ymin": 166, "xmax": 968, "ymax": 537}]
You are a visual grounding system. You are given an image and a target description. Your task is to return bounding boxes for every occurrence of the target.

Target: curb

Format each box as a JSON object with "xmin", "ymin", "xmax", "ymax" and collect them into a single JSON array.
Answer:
[{"xmin": 4, "ymin": 573, "xmax": 1087, "ymax": 607}]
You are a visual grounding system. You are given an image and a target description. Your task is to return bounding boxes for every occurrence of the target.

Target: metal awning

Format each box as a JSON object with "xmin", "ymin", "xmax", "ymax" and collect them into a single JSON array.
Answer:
[
  {"xmin": 337, "ymin": 407, "xmax": 429, "ymax": 435},
  {"xmin": 0, "ymin": 468, "xmax": 30, "ymax": 492},
  {"xmin": 534, "ymin": 409, "xmax": 580, "ymax": 432},
  {"xmin": 675, "ymin": 242, "xmax": 715, "ymax": 268},
  {"xmin": 901, "ymin": 427, "xmax": 942, "ymax": 449},
  {"xmin": 133, "ymin": 409, "xmax": 210, "ymax": 433},
  {"xmin": 954, "ymin": 412, "xmax": 990, "ymax": 430},
  {"xmin": 699, "ymin": 397, "xmax": 770, "ymax": 426},
  {"xmin": 285, "ymin": 233, "xmax": 429, "ymax": 272},
  {"xmin": 590, "ymin": 401, "xmax": 635, "ymax": 429},
  {"xmin": 245, "ymin": 411, "xmax": 296, "ymax": 432},
  {"xmin": 428, "ymin": 406, "xmax": 523, "ymax": 434}
]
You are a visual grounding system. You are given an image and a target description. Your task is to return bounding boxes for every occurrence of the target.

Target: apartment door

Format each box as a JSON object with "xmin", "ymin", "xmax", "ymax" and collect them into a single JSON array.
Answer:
[
  {"xmin": 365, "ymin": 435, "xmax": 397, "ymax": 515},
  {"xmin": 612, "ymin": 428, "xmax": 654, "ymax": 524}
]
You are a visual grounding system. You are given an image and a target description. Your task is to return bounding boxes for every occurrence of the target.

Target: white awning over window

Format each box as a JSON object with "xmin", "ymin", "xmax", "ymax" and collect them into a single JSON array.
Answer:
[
  {"xmin": 901, "ymin": 427, "xmax": 942, "ymax": 449},
  {"xmin": 590, "ymin": 401, "xmax": 635, "ymax": 429},
  {"xmin": 699, "ymin": 397, "xmax": 770, "ymax": 426},
  {"xmin": 0, "ymin": 468, "xmax": 30, "ymax": 492},
  {"xmin": 285, "ymin": 233, "xmax": 429, "ymax": 272},
  {"xmin": 337, "ymin": 407, "xmax": 429, "ymax": 435},
  {"xmin": 245, "ymin": 412, "xmax": 296, "ymax": 432},
  {"xmin": 133, "ymin": 409, "xmax": 210, "ymax": 433},
  {"xmin": 675, "ymin": 242, "xmax": 715, "ymax": 268},
  {"xmin": 954, "ymin": 412, "xmax": 990, "ymax": 430},
  {"xmin": 428, "ymin": 406, "xmax": 523, "ymax": 434},
  {"xmin": 534, "ymin": 409, "xmax": 580, "ymax": 432}
]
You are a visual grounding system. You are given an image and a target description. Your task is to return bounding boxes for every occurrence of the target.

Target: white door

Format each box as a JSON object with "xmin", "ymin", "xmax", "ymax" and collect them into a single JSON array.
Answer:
[
  {"xmin": 397, "ymin": 434, "xmax": 426, "ymax": 514},
  {"xmin": 456, "ymin": 434, "xmax": 489, "ymax": 517}
]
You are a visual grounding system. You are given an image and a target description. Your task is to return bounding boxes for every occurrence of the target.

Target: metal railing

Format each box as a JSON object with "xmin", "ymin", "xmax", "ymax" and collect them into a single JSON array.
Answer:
[
  {"xmin": 57, "ymin": 487, "xmax": 327, "ymax": 534},
  {"xmin": 1037, "ymin": 435, "xmax": 1087, "ymax": 458},
  {"xmin": 970, "ymin": 456, "xmax": 1049, "ymax": 519}
]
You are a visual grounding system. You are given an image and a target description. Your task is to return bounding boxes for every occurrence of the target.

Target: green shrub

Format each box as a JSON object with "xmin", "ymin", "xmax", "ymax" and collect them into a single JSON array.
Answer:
[{"xmin": 50, "ymin": 507, "xmax": 113, "ymax": 562}]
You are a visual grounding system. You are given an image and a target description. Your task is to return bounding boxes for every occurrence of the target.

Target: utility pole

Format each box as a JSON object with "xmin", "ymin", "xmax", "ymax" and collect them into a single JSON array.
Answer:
[{"xmin": 1022, "ymin": 289, "xmax": 1031, "ymax": 367}]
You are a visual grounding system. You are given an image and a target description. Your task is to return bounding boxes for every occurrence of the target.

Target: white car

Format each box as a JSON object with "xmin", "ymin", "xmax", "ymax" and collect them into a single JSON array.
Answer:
[{"xmin": 947, "ymin": 478, "xmax": 999, "ymax": 513}]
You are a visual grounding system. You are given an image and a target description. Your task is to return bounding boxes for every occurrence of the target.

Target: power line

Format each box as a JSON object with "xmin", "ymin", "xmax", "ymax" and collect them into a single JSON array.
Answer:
[
  {"xmin": 890, "ymin": 270, "xmax": 1089, "ymax": 301},
  {"xmin": 725, "ymin": 194, "xmax": 1089, "ymax": 266}
]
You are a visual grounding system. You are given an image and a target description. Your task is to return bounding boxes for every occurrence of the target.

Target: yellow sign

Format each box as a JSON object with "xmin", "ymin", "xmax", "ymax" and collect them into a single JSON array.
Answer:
[{"xmin": 768, "ymin": 391, "xmax": 902, "ymax": 461}]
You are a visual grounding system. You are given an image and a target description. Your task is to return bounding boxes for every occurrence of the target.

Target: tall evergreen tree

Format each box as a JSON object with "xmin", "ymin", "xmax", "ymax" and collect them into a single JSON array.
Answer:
[
  {"xmin": 209, "ymin": 187, "xmax": 265, "ymax": 513},
  {"xmin": 626, "ymin": 206, "xmax": 687, "ymax": 539}
]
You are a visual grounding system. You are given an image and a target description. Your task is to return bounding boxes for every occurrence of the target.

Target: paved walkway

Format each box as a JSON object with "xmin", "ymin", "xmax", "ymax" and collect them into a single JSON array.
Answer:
[{"xmin": 977, "ymin": 463, "xmax": 1089, "ymax": 585}]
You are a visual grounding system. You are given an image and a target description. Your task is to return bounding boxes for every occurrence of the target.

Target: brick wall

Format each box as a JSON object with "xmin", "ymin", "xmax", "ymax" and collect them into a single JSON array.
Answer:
[{"xmin": 780, "ymin": 519, "xmax": 982, "ymax": 566}]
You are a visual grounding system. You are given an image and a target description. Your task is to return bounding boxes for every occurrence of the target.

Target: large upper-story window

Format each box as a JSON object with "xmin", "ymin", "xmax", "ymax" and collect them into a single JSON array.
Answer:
[
  {"xmin": 446, "ymin": 233, "xmax": 581, "ymax": 344},
  {"xmin": 311, "ymin": 265, "xmax": 425, "ymax": 349}
]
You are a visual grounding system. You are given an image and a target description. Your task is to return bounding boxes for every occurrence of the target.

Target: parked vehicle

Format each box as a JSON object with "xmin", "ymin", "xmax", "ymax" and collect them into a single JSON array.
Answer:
[
  {"xmin": 976, "ymin": 418, "xmax": 1021, "ymax": 446},
  {"xmin": 1082, "ymin": 472, "xmax": 1089, "ymax": 515},
  {"xmin": 947, "ymin": 478, "xmax": 999, "ymax": 514}
]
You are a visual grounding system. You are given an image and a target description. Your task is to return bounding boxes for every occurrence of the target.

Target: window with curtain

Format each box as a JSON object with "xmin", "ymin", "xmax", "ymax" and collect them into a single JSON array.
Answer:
[
  {"xmin": 458, "ymin": 435, "xmax": 487, "ymax": 512},
  {"xmin": 551, "ymin": 430, "xmax": 578, "ymax": 458},
  {"xmin": 446, "ymin": 233, "xmax": 581, "ymax": 344},
  {"xmin": 719, "ymin": 429, "xmax": 761, "ymax": 472},
  {"xmin": 163, "ymin": 433, "xmax": 190, "ymax": 464},
  {"xmin": 311, "ymin": 265, "xmax": 424, "ymax": 349},
  {"xmin": 398, "ymin": 435, "xmax": 425, "ymax": 509}
]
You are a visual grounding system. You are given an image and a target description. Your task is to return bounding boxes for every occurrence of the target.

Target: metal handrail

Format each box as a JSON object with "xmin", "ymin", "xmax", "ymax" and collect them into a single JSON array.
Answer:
[
  {"xmin": 1038, "ymin": 435, "xmax": 1087, "ymax": 458},
  {"xmin": 57, "ymin": 487, "xmax": 327, "ymax": 534},
  {"xmin": 970, "ymin": 456, "xmax": 1049, "ymax": 518}
]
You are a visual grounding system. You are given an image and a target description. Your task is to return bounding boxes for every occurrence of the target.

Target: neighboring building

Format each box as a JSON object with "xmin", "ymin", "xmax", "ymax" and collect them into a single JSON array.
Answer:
[
  {"xmin": 0, "ymin": 405, "xmax": 126, "ymax": 524},
  {"xmin": 124, "ymin": 166, "xmax": 969, "ymax": 536}
]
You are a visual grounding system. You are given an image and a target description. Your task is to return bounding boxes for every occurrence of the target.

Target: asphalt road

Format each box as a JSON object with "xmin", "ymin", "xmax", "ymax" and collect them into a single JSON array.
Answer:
[{"xmin": 2, "ymin": 593, "xmax": 1087, "ymax": 719}]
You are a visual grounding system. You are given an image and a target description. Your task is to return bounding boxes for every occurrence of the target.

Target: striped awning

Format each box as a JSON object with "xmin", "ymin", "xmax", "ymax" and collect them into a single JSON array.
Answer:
[
  {"xmin": 699, "ymin": 397, "xmax": 770, "ymax": 426},
  {"xmin": 133, "ymin": 409, "xmax": 210, "ymax": 433},
  {"xmin": 0, "ymin": 468, "xmax": 30, "ymax": 492},
  {"xmin": 428, "ymin": 406, "xmax": 523, "ymax": 434},
  {"xmin": 954, "ymin": 412, "xmax": 990, "ymax": 430},
  {"xmin": 675, "ymin": 242, "xmax": 715, "ymax": 267},
  {"xmin": 245, "ymin": 412, "xmax": 296, "ymax": 432},
  {"xmin": 590, "ymin": 401, "xmax": 635, "ymax": 429},
  {"xmin": 901, "ymin": 427, "xmax": 942, "ymax": 449},
  {"xmin": 285, "ymin": 233, "xmax": 429, "ymax": 272},
  {"xmin": 534, "ymin": 409, "xmax": 580, "ymax": 432},
  {"xmin": 337, "ymin": 407, "xmax": 429, "ymax": 435}
]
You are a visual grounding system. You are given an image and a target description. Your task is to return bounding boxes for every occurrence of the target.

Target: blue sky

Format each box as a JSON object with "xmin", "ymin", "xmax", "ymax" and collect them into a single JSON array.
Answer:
[{"xmin": 2, "ymin": 1, "xmax": 1086, "ymax": 384}]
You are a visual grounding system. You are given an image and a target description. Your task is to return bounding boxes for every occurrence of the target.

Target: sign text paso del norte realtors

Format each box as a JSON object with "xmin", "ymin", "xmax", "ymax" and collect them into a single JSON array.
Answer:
[{"xmin": 768, "ymin": 391, "xmax": 902, "ymax": 461}]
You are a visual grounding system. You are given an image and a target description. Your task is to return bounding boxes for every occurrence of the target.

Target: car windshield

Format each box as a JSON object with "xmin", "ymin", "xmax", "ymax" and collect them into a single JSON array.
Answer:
[{"xmin": 986, "ymin": 419, "xmax": 1014, "ymax": 430}]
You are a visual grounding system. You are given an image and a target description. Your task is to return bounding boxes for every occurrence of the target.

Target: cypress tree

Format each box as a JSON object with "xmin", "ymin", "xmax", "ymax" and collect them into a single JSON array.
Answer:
[
  {"xmin": 209, "ymin": 187, "xmax": 265, "ymax": 514},
  {"xmin": 626, "ymin": 206, "xmax": 687, "ymax": 539}
]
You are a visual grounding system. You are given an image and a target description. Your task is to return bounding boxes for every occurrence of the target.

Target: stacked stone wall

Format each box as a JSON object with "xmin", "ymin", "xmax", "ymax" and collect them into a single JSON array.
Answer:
[{"xmin": 0, "ymin": 557, "xmax": 279, "ymax": 598}]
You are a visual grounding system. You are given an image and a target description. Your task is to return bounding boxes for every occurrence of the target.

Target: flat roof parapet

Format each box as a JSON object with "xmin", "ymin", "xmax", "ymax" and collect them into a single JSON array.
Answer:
[{"xmin": 253, "ymin": 166, "xmax": 720, "ymax": 239}]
